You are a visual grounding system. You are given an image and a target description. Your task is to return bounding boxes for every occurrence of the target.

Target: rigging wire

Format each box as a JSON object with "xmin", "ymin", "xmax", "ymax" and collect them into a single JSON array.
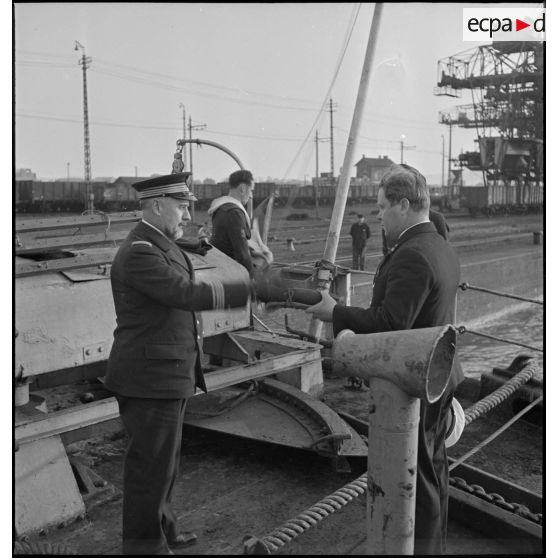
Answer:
[
  {"xmin": 280, "ymin": 2, "xmax": 363, "ymax": 181},
  {"xmin": 15, "ymin": 111, "xmax": 325, "ymax": 143},
  {"xmin": 15, "ymin": 52, "xmax": 324, "ymax": 113},
  {"xmin": 16, "ymin": 49, "xmax": 323, "ymax": 106}
]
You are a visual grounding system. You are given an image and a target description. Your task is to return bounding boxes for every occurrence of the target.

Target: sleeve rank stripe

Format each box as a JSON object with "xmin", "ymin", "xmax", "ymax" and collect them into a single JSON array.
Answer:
[{"xmin": 205, "ymin": 277, "xmax": 225, "ymax": 310}]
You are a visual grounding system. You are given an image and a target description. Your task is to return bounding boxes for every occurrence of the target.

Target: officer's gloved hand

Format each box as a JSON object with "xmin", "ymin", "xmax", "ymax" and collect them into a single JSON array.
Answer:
[{"xmin": 176, "ymin": 238, "xmax": 213, "ymax": 256}]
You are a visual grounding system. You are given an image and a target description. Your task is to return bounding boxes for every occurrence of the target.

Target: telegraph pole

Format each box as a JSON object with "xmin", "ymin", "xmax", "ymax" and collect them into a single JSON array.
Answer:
[
  {"xmin": 315, "ymin": 130, "xmax": 329, "ymax": 179},
  {"xmin": 329, "ymin": 97, "xmax": 337, "ymax": 185},
  {"xmin": 315, "ymin": 129, "xmax": 328, "ymax": 212},
  {"xmin": 439, "ymin": 111, "xmax": 456, "ymax": 196},
  {"xmin": 315, "ymin": 130, "xmax": 320, "ymax": 179},
  {"xmin": 179, "ymin": 103, "xmax": 187, "ymax": 168},
  {"xmin": 75, "ymin": 41, "xmax": 93, "ymax": 212},
  {"xmin": 188, "ymin": 116, "xmax": 206, "ymax": 220},
  {"xmin": 399, "ymin": 135, "xmax": 416, "ymax": 164},
  {"xmin": 441, "ymin": 135, "xmax": 445, "ymax": 187},
  {"xmin": 447, "ymin": 122, "xmax": 453, "ymax": 196}
]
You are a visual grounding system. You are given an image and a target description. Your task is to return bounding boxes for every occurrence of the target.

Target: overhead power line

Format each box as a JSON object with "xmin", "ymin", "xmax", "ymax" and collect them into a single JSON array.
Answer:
[
  {"xmin": 15, "ymin": 111, "xmax": 304, "ymax": 142},
  {"xmin": 17, "ymin": 111, "xmax": 446, "ymax": 157},
  {"xmin": 15, "ymin": 51, "xmax": 323, "ymax": 111},
  {"xmin": 281, "ymin": 2, "xmax": 362, "ymax": 180}
]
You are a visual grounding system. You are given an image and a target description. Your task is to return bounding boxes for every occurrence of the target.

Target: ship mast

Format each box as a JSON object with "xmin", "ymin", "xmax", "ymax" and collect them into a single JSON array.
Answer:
[{"xmin": 307, "ymin": 3, "xmax": 384, "ymax": 341}]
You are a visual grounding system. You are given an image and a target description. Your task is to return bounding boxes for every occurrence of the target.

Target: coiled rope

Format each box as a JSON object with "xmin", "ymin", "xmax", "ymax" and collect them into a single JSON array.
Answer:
[{"xmin": 243, "ymin": 362, "xmax": 542, "ymax": 555}]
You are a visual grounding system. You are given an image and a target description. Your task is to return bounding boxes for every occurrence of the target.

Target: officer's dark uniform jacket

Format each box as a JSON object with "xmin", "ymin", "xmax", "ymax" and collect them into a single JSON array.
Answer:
[
  {"xmin": 208, "ymin": 198, "xmax": 253, "ymax": 276},
  {"xmin": 332, "ymin": 221, "xmax": 463, "ymax": 554},
  {"xmin": 105, "ymin": 221, "xmax": 249, "ymax": 399}
]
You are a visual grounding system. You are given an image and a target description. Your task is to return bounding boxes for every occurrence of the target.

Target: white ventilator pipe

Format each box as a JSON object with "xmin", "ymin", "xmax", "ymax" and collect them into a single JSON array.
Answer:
[{"xmin": 332, "ymin": 326, "xmax": 456, "ymax": 555}]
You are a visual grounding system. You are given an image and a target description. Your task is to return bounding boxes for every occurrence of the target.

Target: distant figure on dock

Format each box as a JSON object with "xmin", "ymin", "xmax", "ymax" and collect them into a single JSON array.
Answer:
[
  {"xmin": 349, "ymin": 213, "xmax": 371, "ymax": 270},
  {"xmin": 105, "ymin": 172, "xmax": 250, "ymax": 555},
  {"xmin": 382, "ymin": 207, "xmax": 450, "ymax": 255},
  {"xmin": 306, "ymin": 163, "xmax": 463, "ymax": 555}
]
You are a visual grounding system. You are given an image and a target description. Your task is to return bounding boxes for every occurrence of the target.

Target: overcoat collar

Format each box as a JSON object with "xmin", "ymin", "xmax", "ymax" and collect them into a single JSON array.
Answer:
[
  {"xmin": 376, "ymin": 221, "xmax": 437, "ymax": 282},
  {"xmin": 132, "ymin": 220, "xmax": 175, "ymax": 253},
  {"xmin": 396, "ymin": 220, "xmax": 437, "ymax": 248}
]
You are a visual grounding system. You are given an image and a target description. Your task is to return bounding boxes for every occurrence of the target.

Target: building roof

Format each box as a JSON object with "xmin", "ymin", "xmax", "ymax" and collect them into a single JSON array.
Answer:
[{"xmin": 355, "ymin": 156, "xmax": 395, "ymax": 167}]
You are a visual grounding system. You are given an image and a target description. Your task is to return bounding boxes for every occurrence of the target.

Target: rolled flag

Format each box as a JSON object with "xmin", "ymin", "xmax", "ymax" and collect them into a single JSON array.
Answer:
[{"xmin": 249, "ymin": 194, "xmax": 275, "ymax": 270}]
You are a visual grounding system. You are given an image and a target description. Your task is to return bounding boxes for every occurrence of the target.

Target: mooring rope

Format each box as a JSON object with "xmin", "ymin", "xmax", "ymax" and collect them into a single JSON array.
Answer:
[
  {"xmin": 243, "ymin": 473, "xmax": 368, "ymax": 554},
  {"xmin": 459, "ymin": 282, "xmax": 543, "ymax": 306},
  {"xmin": 457, "ymin": 325, "xmax": 543, "ymax": 353},
  {"xmin": 243, "ymin": 362, "xmax": 542, "ymax": 555},
  {"xmin": 463, "ymin": 361, "xmax": 540, "ymax": 425}
]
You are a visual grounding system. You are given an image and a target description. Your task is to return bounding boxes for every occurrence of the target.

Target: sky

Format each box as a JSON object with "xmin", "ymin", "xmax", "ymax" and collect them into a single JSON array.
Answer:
[{"xmin": 13, "ymin": 2, "xmax": 542, "ymax": 185}]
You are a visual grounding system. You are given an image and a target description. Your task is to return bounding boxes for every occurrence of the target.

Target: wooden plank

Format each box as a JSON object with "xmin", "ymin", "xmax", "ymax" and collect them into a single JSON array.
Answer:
[
  {"xmin": 15, "ymin": 348, "xmax": 322, "ymax": 445},
  {"xmin": 15, "ymin": 212, "xmax": 141, "ymax": 232},
  {"xmin": 204, "ymin": 348, "xmax": 322, "ymax": 391},
  {"xmin": 16, "ymin": 398, "xmax": 121, "ymax": 446},
  {"xmin": 15, "ymin": 250, "xmax": 118, "ymax": 277},
  {"xmin": 15, "ymin": 229, "xmax": 130, "ymax": 254},
  {"xmin": 230, "ymin": 330, "xmax": 322, "ymax": 354}
]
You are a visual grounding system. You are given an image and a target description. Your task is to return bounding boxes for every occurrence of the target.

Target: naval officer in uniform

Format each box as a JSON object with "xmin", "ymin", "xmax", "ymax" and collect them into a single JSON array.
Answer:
[{"xmin": 105, "ymin": 172, "xmax": 250, "ymax": 555}]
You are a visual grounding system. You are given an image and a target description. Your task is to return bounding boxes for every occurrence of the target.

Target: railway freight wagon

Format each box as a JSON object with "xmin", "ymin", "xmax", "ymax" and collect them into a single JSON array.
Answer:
[
  {"xmin": 349, "ymin": 182, "xmax": 379, "ymax": 204},
  {"xmin": 460, "ymin": 185, "xmax": 544, "ymax": 216},
  {"xmin": 103, "ymin": 182, "xmax": 140, "ymax": 212},
  {"xmin": 15, "ymin": 181, "xmax": 107, "ymax": 213},
  {"xmin": 191, "ymin": 182, "xmax": 226, "ymax": 209},
  {"xmin": 15, "ymin": 179, "xmax": 385, "ymax": 214}
]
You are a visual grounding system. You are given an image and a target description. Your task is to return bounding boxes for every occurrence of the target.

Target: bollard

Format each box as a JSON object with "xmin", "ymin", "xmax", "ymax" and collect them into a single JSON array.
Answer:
[
  {"xmin": 533, "ymin": 231, "xmax": 542, "ymax": 245},
  {"xmin": 332, "ymin": 326, "xmax": 456, "ymax": 555}
]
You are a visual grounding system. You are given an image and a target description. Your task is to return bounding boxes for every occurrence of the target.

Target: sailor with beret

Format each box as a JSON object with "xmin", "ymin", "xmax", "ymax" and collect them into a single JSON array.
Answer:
[{"xmin": 105, "ymin": 172, "xmax": 250, "ymax": 555}]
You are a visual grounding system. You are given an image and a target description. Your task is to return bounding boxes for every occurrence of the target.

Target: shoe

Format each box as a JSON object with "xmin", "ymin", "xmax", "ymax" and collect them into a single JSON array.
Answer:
[{"xmin": 167, "ymin": 532, "xmax": 198, "ymax": 549}]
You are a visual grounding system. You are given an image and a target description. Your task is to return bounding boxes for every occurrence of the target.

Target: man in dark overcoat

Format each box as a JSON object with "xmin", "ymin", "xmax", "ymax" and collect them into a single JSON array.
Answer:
[
  {"xmin": 349, "ymin": 214, "xmax": 371, "ymax": 270},
  {"xmin": 306, "ymin": 163, "xmax": 463, "ymax": 555},
  {"xmin": 105, "ymin": 173, "xmax": 250, "ymax": 555}
]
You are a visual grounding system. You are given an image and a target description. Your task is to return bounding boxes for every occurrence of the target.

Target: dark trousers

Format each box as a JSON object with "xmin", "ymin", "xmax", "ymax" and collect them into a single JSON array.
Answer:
[
  {"xmin": 116, "ymin": 395, "xmax": 187, "ymax": 555},
  {"xmin": 413, "ymin": 392, "xmax": 453, "ymax": 555},
  {"xmin": 352, "ymin": 245, "xmax": 366, "ymax": 270}
]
